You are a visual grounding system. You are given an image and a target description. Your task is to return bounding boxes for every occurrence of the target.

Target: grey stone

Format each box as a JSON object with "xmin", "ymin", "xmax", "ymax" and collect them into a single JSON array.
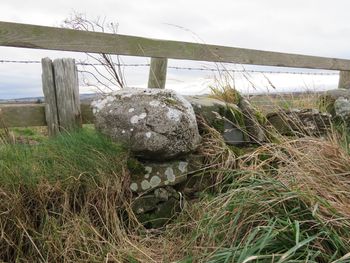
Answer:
[
  {"xmin": 129, "ymin": 160, "xmax": 189, "ymax": 193},
  {"xmin": 334, "ymin": 97, "xmax": 350, "ymax": 120},
  {"xmin": 131, "ymin": 186, "xmax": 181, "ymax": 228},
  {"xmin": 186, "ymin": 95, "xmax": 229, "ymax": 125},
  {"xmin": 318, "ymin": 89, "xmax": 350, "ymax": 116},
  {"xmin": 238, "ymin": 98, "xmax": 267, "ymax": 143},
  {"xmin": 267, "ymin": 109, "xmax": 332, "ymax": 136},
  {"xmin": 185, "ymin": 95, "xmax": 250, "ymax": 144},
  {"xmin": 91, "ymin": 88, "xmax": 201, "ymax": 160},
  {"xmin": 321, "ymin": 89, "xmax": 350, "ymax": 101},
  {"xmin": 222, "ymin": 121, "xmax": 245, "ymax": 145}
]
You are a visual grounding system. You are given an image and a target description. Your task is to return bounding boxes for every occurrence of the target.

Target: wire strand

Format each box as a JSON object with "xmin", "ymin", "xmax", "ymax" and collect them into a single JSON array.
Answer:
[{"xmin": 0, "ymin": 59, "xmax": 340, "ymax": 75}]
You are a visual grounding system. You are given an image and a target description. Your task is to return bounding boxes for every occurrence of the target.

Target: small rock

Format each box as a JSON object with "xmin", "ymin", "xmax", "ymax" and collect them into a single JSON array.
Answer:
[
  {"xmin": 334, "ymin": 97, "xmax": 350, "ymax": 120},
  {"xmin": 131, "ymin": 187, "xmax": 181, "ymax": 228}
]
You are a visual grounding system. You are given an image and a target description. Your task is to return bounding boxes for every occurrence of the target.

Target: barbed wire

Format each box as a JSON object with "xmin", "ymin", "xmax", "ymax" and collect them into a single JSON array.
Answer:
[{"xmin": 0, "ymin": 59, "xmax": 340, "ymax": 75}]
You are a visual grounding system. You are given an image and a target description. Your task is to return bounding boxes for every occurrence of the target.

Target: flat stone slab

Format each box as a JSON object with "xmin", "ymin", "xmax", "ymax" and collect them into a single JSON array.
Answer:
[{"xmin": 129, "ymin": 160, "xmax": 189, "ymax": 193}]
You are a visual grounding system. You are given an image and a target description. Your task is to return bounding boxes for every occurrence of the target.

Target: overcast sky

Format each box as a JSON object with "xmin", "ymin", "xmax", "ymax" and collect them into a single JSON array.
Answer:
[{"xmin": 1, "ymin": 0, "xmax": 350, "ymax": 99}]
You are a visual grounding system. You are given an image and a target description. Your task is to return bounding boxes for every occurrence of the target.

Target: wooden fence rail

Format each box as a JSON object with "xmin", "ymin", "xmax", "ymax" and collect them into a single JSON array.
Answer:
[
  {"xmin": 1, "ymin": 21, "xmax": 350, "ymax": 71},
  {"xmin": 0, "ymin": 103, "xmax": 93, "ymax": 128},
  {"xmin": 0, "ymin": 21, "xmax": 350, "ymax": 129}
]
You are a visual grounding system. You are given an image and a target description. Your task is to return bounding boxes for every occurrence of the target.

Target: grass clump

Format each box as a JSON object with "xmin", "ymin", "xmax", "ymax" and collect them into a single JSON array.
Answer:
[
  {"xmin": 0, "ymin": 129, "xmax": 156, "ymax": 262},
  {"xmin": 0, "ymin": 128, "xmax": 126, "ymax": 187},
  {"xmin": 162, "ymin": 135, "xmax": 350, "ymax": 262}
]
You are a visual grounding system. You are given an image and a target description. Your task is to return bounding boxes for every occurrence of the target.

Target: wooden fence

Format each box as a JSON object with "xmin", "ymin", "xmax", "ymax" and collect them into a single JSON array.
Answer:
[{"xmin": 0, "ymin": 21, "xmax": 350, "ymax": 131}]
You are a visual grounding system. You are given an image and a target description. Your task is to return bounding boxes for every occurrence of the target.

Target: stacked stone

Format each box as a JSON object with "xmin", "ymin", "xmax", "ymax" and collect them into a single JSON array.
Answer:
[
  {"xmin": 92, "ymin": 88, "xmax": 201, "ymax": 228},
  {"xmin": 91, "ymin": 88, "xmax": 267, "ymax": 228}
]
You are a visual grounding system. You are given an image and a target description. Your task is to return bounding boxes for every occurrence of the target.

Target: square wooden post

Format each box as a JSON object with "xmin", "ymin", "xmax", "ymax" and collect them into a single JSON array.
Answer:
[
  {"xmin": 41, "ymin": 58, "xmax": 81, "ymax": 135},
  {"xmin": 147, "ymin": 57, "xmax": 168, "ymax": 89},
  {"xmin": 338, "ymin": 70, "xmax": 350, "ymax": 89}
]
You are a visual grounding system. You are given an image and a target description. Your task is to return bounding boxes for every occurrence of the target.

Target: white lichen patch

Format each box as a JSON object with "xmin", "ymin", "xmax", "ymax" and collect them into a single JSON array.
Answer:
[
  {"xmin": 166, "ymin": 108, "xmax": 182, "ymax": 122},
  {"xmin": 139, "ymin": 113, "xmax": 147, "ymax": 119},
  {"xmin": 130, "ymin": 115, "xmax": 139, "ymax": 124},
  {"xmin": 150, "ymin": 176, "xmax": 162, "ymax": 187},
  {"xmin": 144, "ymin": 166, "xmax": 152, "ymax": 179},
  {"xmin": 130, "ymin": 183, "xmax": 138, "ymax": 192},
  {"xmin": 121, "ymin": 93, "xmax": 133, "ymax": 98},
  {"xmin": 91, "ymin": 95, "xmax": 115, "ymax": 114},
  {"xmin": 165, "ymin": 167, "xmax": 175, "ymax": 183},
  {"xmin": 128, "ymin": 108, "xmax": 135, "ymax": 113},
  {"xmin": 145, "ymin": 132, "xmax": 152, "ymax": 138},
  {"xmin": 130, "ymin": 112, "xmax": 147, "ymax": 124},
  {"xmin": 145, "ymin": 166, "xmax": 152, "ymax": 174},
  {"xmin": 178, "ymin": 162, "xmax": 188, "ymax": 173},
  {"xmin": 149, "ymin": 100, "xmax": 161, "ymax": 107},
  {"xmin": 141, "ymin": 180, "xmax": 151, "ymax": 190}
]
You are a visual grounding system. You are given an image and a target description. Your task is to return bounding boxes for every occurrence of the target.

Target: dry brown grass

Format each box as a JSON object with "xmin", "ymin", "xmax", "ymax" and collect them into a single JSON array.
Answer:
[{"xmin": 239, "ymin": 134, "xmax": 350, "ymax": 229}]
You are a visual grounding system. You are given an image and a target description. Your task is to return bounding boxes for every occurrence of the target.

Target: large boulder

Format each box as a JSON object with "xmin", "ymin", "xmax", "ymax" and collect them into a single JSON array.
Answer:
[{"xmin": 91, "ymin": 88, "xmax": 201, "ymax": 160}]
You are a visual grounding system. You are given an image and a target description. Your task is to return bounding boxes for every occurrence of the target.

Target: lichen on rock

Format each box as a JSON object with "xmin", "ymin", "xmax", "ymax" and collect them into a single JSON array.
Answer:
[
  {"xmin": 91, "ymin": 88, "xmax": 201, "ymax": 161},
  {"xmin": 128, "ymin": 160, "xmax": 189, "ymax": 193}
]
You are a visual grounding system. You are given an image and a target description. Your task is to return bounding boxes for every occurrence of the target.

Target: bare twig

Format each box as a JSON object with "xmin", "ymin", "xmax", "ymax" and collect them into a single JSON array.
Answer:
[{"xmin": 62, "ymin": 12, "xmax": 126, "ymax": 92}]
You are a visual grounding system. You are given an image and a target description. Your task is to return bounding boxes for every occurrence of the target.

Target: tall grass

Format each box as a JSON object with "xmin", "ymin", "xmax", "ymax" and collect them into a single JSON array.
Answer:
[
  {"xmin": 2, "ymin": 85, "xmax": 350, "ymax": 262},
  {"xmin": 162, "ymin": 134, "xmax": 350, "ymax": 262},
  {"xmin": 158, "ymin": 76, "xmax": 350, "ymax": 262},
  {"xmin": 0, "ymin": 129, "xmax": 156, "ymax": 262}
]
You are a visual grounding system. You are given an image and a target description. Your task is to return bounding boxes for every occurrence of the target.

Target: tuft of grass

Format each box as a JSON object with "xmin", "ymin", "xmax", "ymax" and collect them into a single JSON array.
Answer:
[
  {"xmin": 10, "ymin": 127, "xmax": 47, "ymax": 143},
  {"xmin": 0, "ymin": 129, "xmax": 159, "ymax": 262},
  {"xmin": 166, "ymin": 133, "xmax": 350, "ymax": 262},
  {"xmin": 0, "ymin": 128, "xmax": 126, "ymax": 188}
]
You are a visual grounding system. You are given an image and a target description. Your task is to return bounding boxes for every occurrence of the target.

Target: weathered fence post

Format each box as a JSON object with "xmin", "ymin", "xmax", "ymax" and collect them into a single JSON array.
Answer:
[
  {"xmin": 147, "ymin": 57, "xmax": 168, "ymax": 89},
  {"xmin": 41, "ymin": 58, "xmax": 59, "ymax": 136},
  {"xmin": 53, "ymin": 59, "xmax": 81, "ymax": 132},
  {"xmin": 41, "ymin": 58, "xmax": 81, "ymax": 135},
  {"xmin": 338, "ymin": 71, "xmax": 350, "ymax": 89}
]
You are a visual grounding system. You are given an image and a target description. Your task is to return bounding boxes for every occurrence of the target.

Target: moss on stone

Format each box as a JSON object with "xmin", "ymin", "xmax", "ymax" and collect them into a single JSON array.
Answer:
[
  {"xmin": 212, "ymin": 119, "xmax": 225, "ymax": 133},
  {"xmin": 136, "ymin": 198, "xmax": 180, "ymax": 228},
  {"xmin": 164, "ymin": 97, "xmax": 179, "ymax": 106},
  {"xmin": 255, "ymin": 110, "xmax": 268, "ymax": 125},
  {"xmin": 127, "ymin": 158, "xmax": 146, "ymax": 176},
  {"xmin": 227, "ymin": 106, "xmax": 245, "ymax": 128}
]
